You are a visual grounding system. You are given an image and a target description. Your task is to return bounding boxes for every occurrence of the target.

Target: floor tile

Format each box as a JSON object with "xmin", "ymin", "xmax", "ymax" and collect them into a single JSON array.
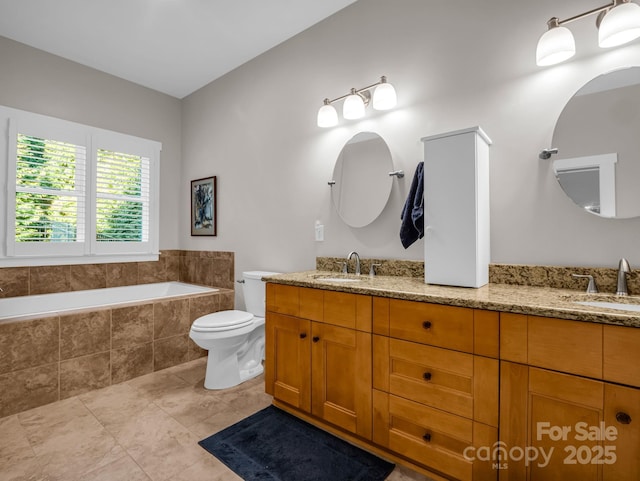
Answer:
[{"xmin": 0, "ymin": 415, "xmax": 35, "ymax": 470}]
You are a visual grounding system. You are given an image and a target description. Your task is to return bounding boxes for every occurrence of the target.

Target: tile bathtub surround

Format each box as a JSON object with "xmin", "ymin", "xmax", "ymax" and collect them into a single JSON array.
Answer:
[
  {"xmin": 0, "ymin": 360, "xmax": 431, "ymax": 481},
  {"xmin": 0, "ymin": 249, "xmax": 234, "ymax": 298},
  {"xmin": 0, "ymin": 289, "xmax": 232, "ymax": 418}
]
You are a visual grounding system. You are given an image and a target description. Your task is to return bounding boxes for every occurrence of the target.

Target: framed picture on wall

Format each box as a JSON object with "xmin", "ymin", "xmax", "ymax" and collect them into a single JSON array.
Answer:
[{"xmin": 190, "ymin": 176, "xmax": 217, "ymax": 236}]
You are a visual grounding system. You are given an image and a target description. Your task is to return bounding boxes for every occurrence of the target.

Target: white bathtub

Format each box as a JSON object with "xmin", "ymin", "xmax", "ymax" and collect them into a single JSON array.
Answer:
[{"xmin": 0, "ymin": 282, "xmax": 218, "ymax": 322}]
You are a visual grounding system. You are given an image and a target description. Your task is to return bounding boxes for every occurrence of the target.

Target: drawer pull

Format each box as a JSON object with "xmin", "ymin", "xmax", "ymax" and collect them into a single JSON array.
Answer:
[
  {"xmin": 423, "ymin": 372, "xmax": 432, "ymax": 381},
  {"xmin": 616, "ymin": 412, "xmax": 632, "ymax": 425},
  {"xmin": 422, "ymin": 433, "xmax": 432, "ymax": 442},
  {"xmin": 299, "ymin": 333, "xmax": 307, "ymax": 339},
  {"xmin": 422, "ymin": 321, "xmax": 432, "ymax": 330},
  {"xmin": 312, "ymin": 336, "xmax": 320, "ymax": 343}
]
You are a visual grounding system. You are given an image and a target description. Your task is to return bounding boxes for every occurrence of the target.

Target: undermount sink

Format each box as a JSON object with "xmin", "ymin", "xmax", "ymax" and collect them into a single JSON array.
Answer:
[
  {"xmin": 311, "ymin": 274, "xmax": 362, "ymax": 283},
  {"xmin": 575, "ymin": 301, "xmax": 640, "ymax": 313}
]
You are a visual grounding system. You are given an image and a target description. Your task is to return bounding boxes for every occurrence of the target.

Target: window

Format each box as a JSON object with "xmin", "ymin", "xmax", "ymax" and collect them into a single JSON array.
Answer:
[{"xmin": 1, "ymin": 106, "xmax": 161, "ymax": 266}]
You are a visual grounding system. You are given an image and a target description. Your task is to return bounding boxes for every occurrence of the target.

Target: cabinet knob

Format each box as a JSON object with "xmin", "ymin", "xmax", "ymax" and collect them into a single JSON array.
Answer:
[
  {"xmin": 422, "ymin": 321, "xmax": 432, "ymax": 330},
  {"xmin": 299, "ymin": 333, "xmax": 307, "ymax": 339},
  {"xmin": 312, "ymin": 336, "xmax": 320, "ymax": 343},
  {"xmin": 616, "ymin": 412, "xmax": 632, "ymax": 425},
  {"xmin": 423, "ymin": 372, "xmax": 432, "ymax": 381},
  {"xmin": 422, "ymin": 433, "xmax": 432, "ymax": 442}
]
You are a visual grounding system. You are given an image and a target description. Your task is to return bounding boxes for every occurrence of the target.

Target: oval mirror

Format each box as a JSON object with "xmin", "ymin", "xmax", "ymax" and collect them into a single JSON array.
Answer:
[
  {"xmin": 330, "ymin": 132, "xmax": 393, "ymax": 228},
  {"xmin": 551, "ymin": 66, "xmax": 640, "ymax": 218}
]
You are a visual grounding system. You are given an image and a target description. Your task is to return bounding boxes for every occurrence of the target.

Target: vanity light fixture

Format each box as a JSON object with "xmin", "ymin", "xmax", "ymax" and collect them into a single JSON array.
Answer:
[
  {"xmin": 316, "ymin": 76, "xmax": 397, "ymax": 128},
  {"xmin": 536, "ymin": 0, "xmax": 640, "ymax": 67}
]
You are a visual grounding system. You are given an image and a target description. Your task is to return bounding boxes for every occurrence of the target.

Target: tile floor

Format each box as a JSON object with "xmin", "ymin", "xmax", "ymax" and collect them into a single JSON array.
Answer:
[{"xmin": 0, "ymin": 358, "xmax": 432, "ymax": 481}]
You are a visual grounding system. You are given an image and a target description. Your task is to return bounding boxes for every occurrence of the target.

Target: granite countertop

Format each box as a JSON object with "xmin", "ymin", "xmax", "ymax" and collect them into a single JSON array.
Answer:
[{"xmin": 263, "ymin": 271, "xmax": 640, "ymax": 328}]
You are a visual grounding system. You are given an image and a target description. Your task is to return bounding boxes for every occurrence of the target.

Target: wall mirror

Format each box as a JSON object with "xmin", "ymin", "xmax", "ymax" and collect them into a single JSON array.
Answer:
[
  {"xmin": 551, "ymin": 66, "xmax": 640, "ymax": 219},
  {"xmin": 330, "ymin": 132, "xmax": 393, "ymax": 228}
]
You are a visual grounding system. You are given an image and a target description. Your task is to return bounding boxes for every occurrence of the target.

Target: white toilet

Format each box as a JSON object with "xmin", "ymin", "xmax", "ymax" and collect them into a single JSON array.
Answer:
[{"xmin": 189, "ymin": 270, "xmax": 278, "ymax": 390}]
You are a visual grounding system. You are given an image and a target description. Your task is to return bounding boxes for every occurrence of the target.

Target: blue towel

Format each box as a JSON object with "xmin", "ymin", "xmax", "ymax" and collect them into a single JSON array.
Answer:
[{"xmin": 400, "ymin": 162, "xmax": 424, "ymax": 248}]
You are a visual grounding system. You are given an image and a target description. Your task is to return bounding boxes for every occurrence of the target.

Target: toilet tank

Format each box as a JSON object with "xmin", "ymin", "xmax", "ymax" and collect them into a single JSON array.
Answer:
[{"xmin": 242, "ymin": 271, "xmax": 279, "ymax": 317}]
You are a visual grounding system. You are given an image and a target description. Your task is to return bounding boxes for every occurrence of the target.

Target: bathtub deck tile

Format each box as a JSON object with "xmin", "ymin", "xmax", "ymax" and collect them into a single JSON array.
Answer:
[
  {"xmin": 0, "ymin": 363, "xmax": 59, "ymax": 418},
  {"xmin": 0, "ymin": 316, "xmax": 59, "ymax": 375},
  {"xmin": 60, "ymin": 351, "xmax": 111, "ymax": 400},
  {"xmin": 60, "ymin": 310, "xmax": 111, "ymax": 360},
  {"xmin": 111, "ymin": 342, "xmax": 154, "ymax": 384},
  {"xmin": 112, "ymin": 304, "xmax": 154, "ymax": 349}
]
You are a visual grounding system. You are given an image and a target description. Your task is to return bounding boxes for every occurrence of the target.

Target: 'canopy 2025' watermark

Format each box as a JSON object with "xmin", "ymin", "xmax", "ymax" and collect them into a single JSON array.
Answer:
[{"xmin": 463, "ymin": 421, "xmax": 619, "ymax": 470}]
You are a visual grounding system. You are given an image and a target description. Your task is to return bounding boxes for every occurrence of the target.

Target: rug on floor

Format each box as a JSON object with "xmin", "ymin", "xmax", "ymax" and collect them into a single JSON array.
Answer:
[{"xmin": 198, "ymin": 405, "xmax": 395, "ymax": 481}]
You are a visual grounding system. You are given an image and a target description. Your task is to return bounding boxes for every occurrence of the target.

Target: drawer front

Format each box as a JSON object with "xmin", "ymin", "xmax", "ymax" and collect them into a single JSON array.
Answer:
[
  {"xmin": 528, "ymin": 316, "xmax": 603, "ymax": 379},
  {"xmin": 388, "ymin": 299, "xmax": 474, "ymax": 352},
  {"xmin": 382, "ymin": 337, "xmax": 474, "ymax": 419},
  {"xmin": 266, "ymin": 283, "xmax": 299, "ymax": 316},
  {"xmin": 373, "ymin": 391, "xmax": 476, "ymax": 481},
  {"xmin": 604, "ymin": 325, "xmax": 640, "ymax": 388}
]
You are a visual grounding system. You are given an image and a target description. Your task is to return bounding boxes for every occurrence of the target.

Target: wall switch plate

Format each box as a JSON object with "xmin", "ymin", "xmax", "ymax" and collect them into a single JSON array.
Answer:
[{"xmin": 315, "ymin": 223, "xmax": 324, "ymax": 241}]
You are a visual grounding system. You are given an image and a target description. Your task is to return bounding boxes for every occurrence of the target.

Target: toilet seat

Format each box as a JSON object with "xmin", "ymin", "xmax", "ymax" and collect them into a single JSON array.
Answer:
[{"xmin": 191, "ymin": 310, "xmax": 254, "ymax": 332}]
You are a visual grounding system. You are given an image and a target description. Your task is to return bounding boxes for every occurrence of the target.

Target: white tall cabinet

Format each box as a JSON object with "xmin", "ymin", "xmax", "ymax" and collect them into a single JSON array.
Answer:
[{"xmin": 421, "ymin": 127, "xmax": 492, "ymax": 288}]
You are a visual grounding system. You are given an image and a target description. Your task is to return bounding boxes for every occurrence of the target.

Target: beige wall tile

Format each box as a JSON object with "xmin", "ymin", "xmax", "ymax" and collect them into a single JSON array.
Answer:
[
  {"xmin": 60, "ymin": 352, "xmax": 111, "ymax": 399},
  {"xmin": 70, "ymin": 264, "xmax": 107, "ymax": 291},
  {"xmin": 211, "ymin": 257, "xmax": 234, "ymax": 289},
  {"xmin": 105, "ymin": 263, "xmax": 139, "ymax": 288},
  {"xmin": 138, "ymin": 260, "xmax": 167, "ymax": 284},
  {"xmin": 189, "ymin": 294, "xmax": 220, "ymax": 322},
  {"xmin": 154, "ymin": 335, "xmax": 189, "ymax": 371},
  {"xmin": 111, "ymin": 343, "xmax": 153, "ymax": 384},
  {"xmin": 220, "ymin": 290, "xmax": 234, "ymax": 311},
  {"xmin": 30, "ymin": 266, "xmax": 70, "ymax": 294},
  {"xmin": 111, "ymin": 304, "xmax": 153, "ymax": 349},
  {"xmin": 60, "ymin": 310, "xmax": 111, "ymax": 360},
  {"xmin": 165, "ymin": 255, "xmax": 180, "ymax": 281},
  {"xmin": 153, "ymin": 299, "xmax": 190, "ymax": 340},
  {"xmin": 0, "ymin": 363, "xmax": 59, "ymax": 418},
  {"xmin": 0, "ymin": 267, "xmax": 29, "ymax": 298},
  {"xmin": 0, "ymin": 317, "xmax": 59, "ymax": 375}
]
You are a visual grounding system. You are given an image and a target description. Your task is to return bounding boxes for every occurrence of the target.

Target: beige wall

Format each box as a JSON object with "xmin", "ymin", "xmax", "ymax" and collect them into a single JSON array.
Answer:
[
  {"xmin": 0, "ymin": 36, "xmax": 182, "ymax": 249},
  {"xmin": 181, "ymin": 0, "xmax": 640, "ymax": 301}
]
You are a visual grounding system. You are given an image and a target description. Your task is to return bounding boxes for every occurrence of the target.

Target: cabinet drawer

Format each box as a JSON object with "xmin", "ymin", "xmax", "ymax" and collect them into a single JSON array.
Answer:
[
  {"xmin": 373, "ymin": 336, "xmax": 498, "ymax": 426},
  {"xmin": 373, "ymin": 391, "xmax": 497, "ymax": 481},
  {"xmin": 604, "ymin": 325, "xmax": 640, "ymax": 388},
  {"xmin": 385, "ymin": 299, "xmax": 474, "ymax": 352},
  {"xmin": 323, "ymin": 291, "xmax": 372, "ymax": 332},
  {"xmin": 528, "ymin": 316, "xmax": 603, "ymax": 379}
]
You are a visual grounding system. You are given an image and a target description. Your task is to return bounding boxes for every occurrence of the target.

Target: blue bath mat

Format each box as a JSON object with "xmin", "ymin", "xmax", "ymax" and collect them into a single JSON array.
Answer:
[{"xmin": 198, "ymin": 405, "xmax": 394, "ymax": 481}]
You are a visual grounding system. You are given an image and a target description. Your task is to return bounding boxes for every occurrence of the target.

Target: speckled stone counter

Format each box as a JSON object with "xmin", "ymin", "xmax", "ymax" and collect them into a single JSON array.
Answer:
[{"xmin": 264, "ymin": 270, "xmax": 640, "ymax": 328}]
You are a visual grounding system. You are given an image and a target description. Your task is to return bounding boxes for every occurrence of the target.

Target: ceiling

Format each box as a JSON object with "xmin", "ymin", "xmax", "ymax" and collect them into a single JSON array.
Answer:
[{"xmin": 0, "ymin": 0, "xmax": 356, "ymax": 99}]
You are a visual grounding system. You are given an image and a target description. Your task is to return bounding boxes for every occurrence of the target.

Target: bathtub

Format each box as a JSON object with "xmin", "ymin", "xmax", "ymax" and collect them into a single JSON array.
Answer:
[{"xmin": 0, "ymin": 281, "xmax": 218, "ymax": 323}]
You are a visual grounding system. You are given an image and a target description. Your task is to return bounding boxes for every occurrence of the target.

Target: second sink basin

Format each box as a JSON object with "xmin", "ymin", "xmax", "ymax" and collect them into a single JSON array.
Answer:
[{"xmin": 576, "ymin": 301, "xmax": 640, "ymax": 313}]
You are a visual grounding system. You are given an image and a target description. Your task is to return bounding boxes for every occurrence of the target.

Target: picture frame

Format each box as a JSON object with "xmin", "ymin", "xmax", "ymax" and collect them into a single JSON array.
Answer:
[{"xmin": 190, "ymin": 176, "xmax": 217, "ymax": 236}]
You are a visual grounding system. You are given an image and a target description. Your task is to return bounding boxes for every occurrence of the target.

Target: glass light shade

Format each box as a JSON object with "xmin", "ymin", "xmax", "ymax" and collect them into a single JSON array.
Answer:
[
  {"xmin": 598, "ymin": 2, "xmax": 640, "ymax": 48},
  {"xmin": 317, "ymin": 103, "xmax": 338, "ymax": 128},
  {"xmin": 343, "ymin": 93, "xmax": 366, "ymax": 119},
  {"xmin": 536, "ymin": 25, "xmax": 576, "ymax": 66},
  {"xmin": 373, "ymin": 82, "xmax": 397, "ymax": 110}
]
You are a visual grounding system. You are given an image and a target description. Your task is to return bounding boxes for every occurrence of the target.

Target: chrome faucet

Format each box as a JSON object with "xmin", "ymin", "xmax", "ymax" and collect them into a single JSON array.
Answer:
[
  {"xmin": 346, "ymin": 251, "xmax": 361, "ymax": 276},
  {"xmin": 616, "ymin": 258, "xmax": 631, "ymax": 296}
]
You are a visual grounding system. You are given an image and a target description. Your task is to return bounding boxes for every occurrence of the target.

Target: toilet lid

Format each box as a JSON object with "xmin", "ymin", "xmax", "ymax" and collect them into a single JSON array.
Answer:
[{"xmin": 192, "ymin": 310, "xmax": 254, "ymax": 331}]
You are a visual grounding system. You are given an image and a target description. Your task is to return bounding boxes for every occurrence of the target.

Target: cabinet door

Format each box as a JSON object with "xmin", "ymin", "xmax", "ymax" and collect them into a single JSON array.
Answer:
[
  {"xmin": 311, "ymin": 322, "xmax": 372, "ymax": 439},
  {"xmin": 500, "ymin": 363, "xmax": 604, "ymax": 481},
  {"xmin": 604, "ymin": 383, "xmax": 640, "ymax": 480},
  {"xmin": 265, "ymin": 313, "xmax": 311, "ymax": 412}
]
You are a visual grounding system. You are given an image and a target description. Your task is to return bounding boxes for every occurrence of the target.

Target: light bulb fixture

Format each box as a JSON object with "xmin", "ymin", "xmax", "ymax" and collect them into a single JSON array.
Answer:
[
  {"xmin": 536, "ymin": 0, "xmax": 640, "ymax": 67},
  {"xmin": 316, "ymin": 76, "xmax": 397, "ymax": 127}
]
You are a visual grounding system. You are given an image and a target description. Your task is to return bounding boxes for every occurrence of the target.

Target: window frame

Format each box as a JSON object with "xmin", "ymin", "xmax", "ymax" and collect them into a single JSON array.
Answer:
[{"xmin": 1, "ymin": 106, "xmax": 161, "ymax": 267}]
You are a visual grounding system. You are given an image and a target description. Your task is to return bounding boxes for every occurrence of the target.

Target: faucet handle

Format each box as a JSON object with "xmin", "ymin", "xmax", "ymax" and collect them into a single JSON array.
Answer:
[
  {"xmin": 572, "ymin": 274, "xmax": 598, "ymax": 293},
  {"xmin": 336, "ymin": 261, "xmax": 348, "ymax": 274},
  {"xmin": 369, "ymin": 263, "xmax": 381, "ymax": 277}
]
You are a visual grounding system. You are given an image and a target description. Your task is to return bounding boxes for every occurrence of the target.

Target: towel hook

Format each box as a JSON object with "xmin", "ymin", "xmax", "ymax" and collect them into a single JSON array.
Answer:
[{"xmin": 389, "ymin": 170, "xmax": 405, "ymax": 178}]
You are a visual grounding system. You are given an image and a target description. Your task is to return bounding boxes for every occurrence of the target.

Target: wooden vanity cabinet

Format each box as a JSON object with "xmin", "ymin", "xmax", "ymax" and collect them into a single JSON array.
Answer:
[
  {"xmin": 499, "ymin": 315, "xmax": 640, "ymax": 481},
  {"xmin": 265, "ymin": 284, "xmax": 373, "ymax": 439}
]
